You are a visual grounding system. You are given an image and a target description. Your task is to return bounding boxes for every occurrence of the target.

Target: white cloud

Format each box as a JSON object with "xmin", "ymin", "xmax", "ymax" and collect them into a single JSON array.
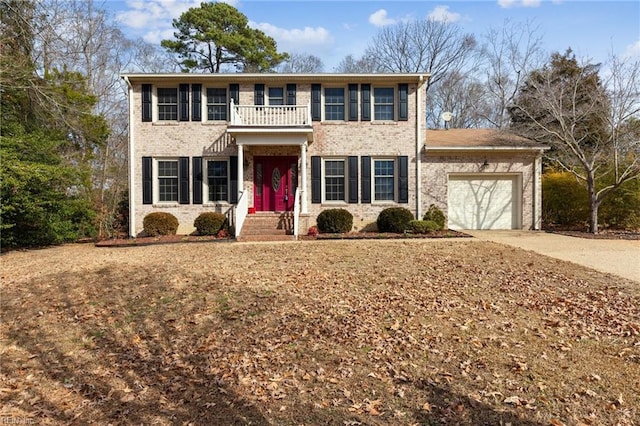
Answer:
[
  {"xmin": 116, "ymin": 0, "xmax": 201, "ymax": 42},
  {"xmin": 428, "ymin": 6, "xmax": 462, "ymax": 23},
  {"xmin": 251, "ymin": 22, "xmax": 333, "ymax": 46},
  {"xmin": 497, "ymin": 0, "xmax": 542, "ymax": 8},
  {"xmin": 623, "ymin": 39, "xmax": 640, "ymax": 58},
  {"xmin": 369, "ymin": 9, "xmax": 396, "ymax": 27}
]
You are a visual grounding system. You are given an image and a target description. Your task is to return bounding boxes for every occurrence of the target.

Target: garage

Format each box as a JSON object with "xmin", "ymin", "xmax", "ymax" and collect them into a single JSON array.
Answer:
[{"xmin": 447, "ymin": 174, "xmax": 521, "ymax": 230}]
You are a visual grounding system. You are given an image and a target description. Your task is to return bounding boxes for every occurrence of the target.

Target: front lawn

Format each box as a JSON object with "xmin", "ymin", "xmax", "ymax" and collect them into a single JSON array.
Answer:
[{"xmin": 1, "ymin": 240, "xmax": 638, "ymax": 425}]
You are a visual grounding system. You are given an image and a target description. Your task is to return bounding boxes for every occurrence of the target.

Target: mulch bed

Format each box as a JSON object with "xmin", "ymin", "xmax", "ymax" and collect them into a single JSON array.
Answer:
[
  {"xmin": 544, "ymin": 226, "xmax": 640, "ymax": 240},
  {"xmin": 94, "ymin": 234, "xmax": 230, "ymax": 247}
]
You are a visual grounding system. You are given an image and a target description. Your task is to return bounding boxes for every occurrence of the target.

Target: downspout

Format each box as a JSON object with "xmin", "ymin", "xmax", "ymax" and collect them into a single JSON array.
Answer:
[
  {"xmin": 533, "ymin": 150, "xmax": 542, "ymax": 230},
  {"xmin": 416, "ymin": 75, "xmax": 425, "ymax": 219},
  {"xmin": 123, "ymin": 76, "xmax": 136, "ymax": 237}
]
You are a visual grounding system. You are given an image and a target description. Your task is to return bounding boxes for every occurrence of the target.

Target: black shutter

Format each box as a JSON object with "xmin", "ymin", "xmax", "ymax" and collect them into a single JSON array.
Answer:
[
  {"xmin": 361, "ymin": 156, "xmax": 371, "ymax": 203},
  {"xmin": 286, "ymin": 83, "xmax": 296, "ymax": 105},
  {"xmin": 398, "ymin": 155, "xmax": 408, "ymax": 203},
  {"xmin": 230, "ymin": 156, "xmax": 238, "ymax": 204},
  {"xmin": 254, "ymin": 84, "xmax": 264, "ymax": 105},
  {"xmin": 361, "ymin": 84, "xmax": 371, "ymax": 121},
  {"xmin": 229, "ymin": 83, "xmax": 239, "ymax": 120},
  {"xmin": 398, "ymin": 83, "xmax": 408, "ymax": 121},
  {"xmin": 142, "ymin": 156, "xmax": 152, "ymax": 204},
  {"xmin": 311, "ymin": 84, "xmax": 321, "ymax": 121},
  {"xmin": 348, "ymin": 84, "xmax": 358, "ymax": 121},
  {"xmin": 179, "ymin": 156, "xmax": 189, "ymax": 204},
  {"xmin": 142, "ymin": 84, "xmax": 152, "ymax": 122},
  {"xmin": 348, "ymin": 156, "xmax": 358, "ymax": 203},
  {"xmin": 191, "ymin": 84, "xmax": 201, "ymax": 121},
  {"xmin": 179, "ymin": 84, "xmax": 189, "ymax": 121},
  {"xmin": 311, "ymin": 156, "xmax": 321, "ymax": 203},
  {"xmin": 192, "ymin": 157, "xmax": 203, "ymax": 204}
]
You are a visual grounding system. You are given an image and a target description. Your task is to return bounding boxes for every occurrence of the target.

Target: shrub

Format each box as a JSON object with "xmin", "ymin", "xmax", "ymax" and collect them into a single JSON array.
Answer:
[
  {"xmin": 316, "ymin": 209, "xmax": 353, "ymax": 233},
  {"xmin": 377, "ymin": 207, "xmax": 414, "ymax": 233},
  {"xmin": 407, "ymin": 220, "xmax": 441, "ymax": 234},
  {"xmin": 143, "ymin": 212, "xmax": 178, "ymax": 236},
  {"xmin": 542, "ymin": 172, "xmax": 589, "ymax": 227},
  {"xmin": 422, "ymin": 204, "xmax": 445, "ymax": 230},
  {"xmin": 194, "ymin": 212, "xmax": 227, "ymax": 236}
]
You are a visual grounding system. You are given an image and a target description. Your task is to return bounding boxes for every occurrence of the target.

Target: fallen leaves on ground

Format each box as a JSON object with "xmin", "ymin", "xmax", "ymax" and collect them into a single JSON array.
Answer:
[{"xmin": 1, "ymin": 240, "xmax": 638, "ymax": 425}]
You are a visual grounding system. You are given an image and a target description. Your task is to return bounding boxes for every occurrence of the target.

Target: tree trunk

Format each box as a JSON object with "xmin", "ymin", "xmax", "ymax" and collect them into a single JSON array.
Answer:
[{"xmin": 587, "ymin": 173, "xmax": 599, "ymax": 234}]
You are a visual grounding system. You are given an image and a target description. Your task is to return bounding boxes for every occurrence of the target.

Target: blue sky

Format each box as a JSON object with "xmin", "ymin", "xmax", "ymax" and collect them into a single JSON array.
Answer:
[{"xmin": 108, "ymin": 0, "xmax": 640, "ymax": 71}]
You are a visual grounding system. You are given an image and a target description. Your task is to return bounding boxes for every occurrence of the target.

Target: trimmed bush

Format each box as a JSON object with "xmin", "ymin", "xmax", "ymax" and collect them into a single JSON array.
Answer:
[
  {"xmin": 407, "ymin": 220, "xmax": 441, "ymax": 234},
  {"xmin": 316, "ymin": 208, "xmax": 353, "ymax": 233},
  {"xmin": 422, "ymin": 204, "xmax": 445, "ymax": 230},
  {"xmin": 377, "ymin": 207, "xmax": 414, "ymax": 233},
  {"xmin": 143, "ymin": 212, "xmax": 178, "ymax": 236},
  {"xmin": 542, "ymin": 172, "xmax": 589, "ymax": 227},
  {"xmin": 194, "ymin": 212, "xmax": 227, "ymax": 236}
]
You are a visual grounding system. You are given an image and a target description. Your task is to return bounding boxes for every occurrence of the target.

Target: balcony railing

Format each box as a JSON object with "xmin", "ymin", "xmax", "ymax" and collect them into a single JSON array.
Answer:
[{"xmin": 230, "ymin": 99, "xmax": 311, "ymax": 127}]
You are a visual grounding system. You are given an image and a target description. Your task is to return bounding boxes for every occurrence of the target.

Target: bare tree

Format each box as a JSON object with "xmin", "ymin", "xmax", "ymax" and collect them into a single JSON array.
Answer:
[
  {"xmin": 426, "ymin": 71, "xmax": 490, "ymax": 128},
  {"xmin": 510, "ymin": 50, "xmax": 640, "ymax": 233},
  {"xmin": 364, "ymin": 19, "xmax": 477, "ymax": 94},
  {"xmin": 480, "ymin": 19, "xmax": 545, "ymax": 128},
  {"xmin": 333, "ymin": 53, "xmax": 381, "ymax": 73},
  {"xmin": 279, "ymin": 52, "xmax": 324, "ymax": 73}
]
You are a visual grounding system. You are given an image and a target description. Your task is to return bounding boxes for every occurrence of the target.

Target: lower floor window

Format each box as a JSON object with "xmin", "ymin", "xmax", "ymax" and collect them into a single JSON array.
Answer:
[
  {"xmin": 324, "ymin": 159, "xmax": 345, "ymax": 201},
  {"xmin": 374, "ymin": 159, "xmax": 395, "ymax": 201},
  {"xmin": 207, "ymin": 159, "xmax": 229, "ymax": 202},
  {"xmin": 158, "ymin": 160, "xmax": 178, "ymax": 202}
]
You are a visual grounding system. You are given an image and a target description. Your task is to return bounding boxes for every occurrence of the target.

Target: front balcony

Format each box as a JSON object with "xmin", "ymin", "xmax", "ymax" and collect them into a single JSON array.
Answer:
[{"xmin": 227, "ymin": 100, "xmax": 313, "ymax": 144}]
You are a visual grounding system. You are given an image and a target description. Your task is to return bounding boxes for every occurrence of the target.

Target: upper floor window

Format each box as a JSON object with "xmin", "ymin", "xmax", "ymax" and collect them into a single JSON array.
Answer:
[
  {"xmin": 157, "ymin": 88, "xmax": 178, "ymax": 121},
  {"xmin": 374, "ymin": 87, "xmax": 394, "ymax": 120},
  {"xmin": 374, "ymin": 159, "xmax": 395, "ymax": 201},
  {"xmin": 158, "ymin": 160, "xmax": 179, "ymax": 201},
  {"xmin": 324, "ymin": 159, "xmax": 346, "ymax": 202},
  {"xmin": 324, "ymin": 87, "xmax": 345, "ymax": 121},
  {"xmin": 268, "ymin": 87, "xmax": 284, "ymax": 105},
  {"xmin": 207, "ymin": 88, "xmax": 227, "ymax": 121}
]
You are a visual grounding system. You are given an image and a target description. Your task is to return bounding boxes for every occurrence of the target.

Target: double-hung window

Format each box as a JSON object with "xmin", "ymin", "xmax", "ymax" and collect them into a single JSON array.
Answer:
[
  {"xmin": 207, "ymin": 159, "xmax": 229, "ymax": 202},
  {"xmin": 268, "ymin": 87, "xmax": 284, "ymax": 105},
  {"xmin": 324, "ymin": 159, "xmax": 346, "ymax": 202},
  {"xmin": 207, "ymin": 88, "xmax": 227, "ymax": 121},
  {"xmin": 374, "ymin": 87, "xmax": 394, "ymax": 120},
  {"xmin": 158, "ymin": 160, "xmax": 179, "ymax": 202},
  {"xmin": 157, "ymin": 88, "xmax": 178, "ymax": 121},
  {"xmin": 374, "ymin": 159, "xmax": 395, "ymax": 201},
  {"xmin": 324, "ymin": 87, "xmax": 345, "ymax": 121}
]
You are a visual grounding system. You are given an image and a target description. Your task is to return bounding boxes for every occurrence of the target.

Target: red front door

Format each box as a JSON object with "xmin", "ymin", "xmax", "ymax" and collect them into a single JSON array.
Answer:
[{"xmin": 254, "ymin": 156, "xmax": 298, "ymax": 211}]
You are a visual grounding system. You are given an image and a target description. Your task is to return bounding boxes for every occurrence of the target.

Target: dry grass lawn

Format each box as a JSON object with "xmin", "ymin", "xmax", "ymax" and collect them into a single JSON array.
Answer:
[{"xmin": 1, "ymin": 239, "xmax": 639, "ymax": 425}]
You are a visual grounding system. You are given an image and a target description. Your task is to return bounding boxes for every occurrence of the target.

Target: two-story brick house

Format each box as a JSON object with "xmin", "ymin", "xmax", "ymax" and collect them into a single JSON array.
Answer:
[{"xmin": 122, "ymin": 73, "xmax": 545, "ymax": 239}]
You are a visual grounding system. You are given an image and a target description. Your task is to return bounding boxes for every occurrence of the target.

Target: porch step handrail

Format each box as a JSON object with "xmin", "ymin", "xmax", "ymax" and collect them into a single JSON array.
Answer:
[
  {"xmin": 234, "ymin": 190, "xmax": 248, "ymax": 239},
  {"xmin": 293, "ymin": 187, "xmax": 301, "ymax": 240},
  {"xmin": 230, "ymin": 99, "xmax": 310, "ymax": 127}
]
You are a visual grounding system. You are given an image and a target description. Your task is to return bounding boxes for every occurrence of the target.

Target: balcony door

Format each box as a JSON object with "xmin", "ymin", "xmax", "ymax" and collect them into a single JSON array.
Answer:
[{"xmin": 254, "ymin": 156, "xmax": 297, "ymax": 212}]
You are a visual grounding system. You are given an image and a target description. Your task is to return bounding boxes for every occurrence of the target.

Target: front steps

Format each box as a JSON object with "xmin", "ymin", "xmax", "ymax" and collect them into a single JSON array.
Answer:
[{"xmin": 237, "ymin": 212, "xmax": 295, "ymax": 242}]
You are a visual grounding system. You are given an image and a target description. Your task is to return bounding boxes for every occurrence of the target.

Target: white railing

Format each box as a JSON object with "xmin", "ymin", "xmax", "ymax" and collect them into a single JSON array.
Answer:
[
  {"xmin": 293, "ymin": 187, "xmax": 301, "ymax": 240},
  {"xmin": 234, "ymin": 190, "xmax": 248, "ymax": 239},
  {"xmin": 230, "ymin": 99, "xmax": 310, "ymax": 127}
]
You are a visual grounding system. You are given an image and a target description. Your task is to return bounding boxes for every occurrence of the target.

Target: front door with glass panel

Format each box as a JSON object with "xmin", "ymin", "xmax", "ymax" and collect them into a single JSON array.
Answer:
[{"xmin": 254, "ymin": 156, "xmax": 297, "ymax": 211}]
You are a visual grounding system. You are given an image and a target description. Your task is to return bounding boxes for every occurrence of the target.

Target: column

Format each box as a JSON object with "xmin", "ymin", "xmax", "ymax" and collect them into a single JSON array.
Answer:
[
  {"xmin": 301, "ymin": 142, "xmax": 308, "ymax": 214},
  {"xmin": 237, "ymin": 143, "xmax": 244, "ymax": 196}
]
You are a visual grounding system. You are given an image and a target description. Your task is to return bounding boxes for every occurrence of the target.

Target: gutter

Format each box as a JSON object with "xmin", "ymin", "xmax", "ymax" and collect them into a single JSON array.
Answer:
[
  {"xmin": 424, "ymin": 146, "xmax": 549, "ymax": 153},
  {"xmin": 123, "ymin": 75, "xmax": 136, "ymax": 237}
]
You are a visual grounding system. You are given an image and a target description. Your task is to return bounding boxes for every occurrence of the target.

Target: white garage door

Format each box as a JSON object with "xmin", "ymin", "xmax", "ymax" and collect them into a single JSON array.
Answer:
[{"xmin": 448, "ymin": 175, "xmax": 519, "ymax": 230}]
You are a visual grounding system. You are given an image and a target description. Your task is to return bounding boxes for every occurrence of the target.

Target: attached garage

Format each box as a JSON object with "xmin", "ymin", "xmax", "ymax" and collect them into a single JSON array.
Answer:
[
  {"xmin": 422, "ymin": 129, "xmax": 548, "ymax": 231},
  {"xmin": 447, "ymin": 174, "xmax": 520, "ymax": 230}
]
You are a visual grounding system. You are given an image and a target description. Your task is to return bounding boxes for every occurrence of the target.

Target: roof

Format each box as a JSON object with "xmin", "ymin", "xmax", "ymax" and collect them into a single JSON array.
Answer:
[
  {"xmin": 425, "ymin": 128, "xmax": 547, "ymax": 151},
  {"xmin": 121, "ymin": 73, "xmax": 429, "ymax": 84}
]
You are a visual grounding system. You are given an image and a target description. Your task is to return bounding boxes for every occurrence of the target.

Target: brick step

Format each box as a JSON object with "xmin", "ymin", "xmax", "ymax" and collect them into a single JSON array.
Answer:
[
  {"xmin": 237, "ymin": 234, "xmax": 295, "ymax": 242},
  {"xmin": 240, "ymin": 212, "xmax": 294, "ymax": 241}
]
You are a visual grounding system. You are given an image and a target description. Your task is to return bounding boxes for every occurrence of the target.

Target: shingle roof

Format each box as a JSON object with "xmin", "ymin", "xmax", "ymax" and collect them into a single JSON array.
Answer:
[{"xmin": 425, "ymin": 128, "xmax": 544, "ymax": 149}]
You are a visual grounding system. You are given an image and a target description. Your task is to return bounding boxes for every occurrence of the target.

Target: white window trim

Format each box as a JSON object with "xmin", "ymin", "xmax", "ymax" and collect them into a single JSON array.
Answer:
[
  {"xmin": 323, "ymin": 85, "xmax": 347, "ymax": 122},
  {"xmin": 154, "ymin": 86, "xmax": 179, "ymax": 122},
  {"xmin": 153, "ymin": 157, "xmax": 179, "ymax": 205},
  {"xmin": 372, "ymin": 86, "xmax": 395, "ymax": 121},
  {"xmin": 372, "ymin": 157, "xmax": 397, "ymax": 203},
  {"xmin": 204, "ymin": 87, "xmax": 228, "ymax": 123},
  {"xmin": 203, "ymin": 158, "xmax": 231, "ymax": 204},
  {"xmin": 267, "ymin": 86, "xmax": 284, "ymax": 106},
  {"xmin": 322, "ymin": 157, "xmax": 348, "ymax": 204}
]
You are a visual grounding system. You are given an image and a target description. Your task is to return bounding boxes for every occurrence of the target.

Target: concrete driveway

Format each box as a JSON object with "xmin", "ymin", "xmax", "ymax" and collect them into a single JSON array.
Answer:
[{"xmin": 466, "ymin": 230, "xmax": 640, "ymax": 283}]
